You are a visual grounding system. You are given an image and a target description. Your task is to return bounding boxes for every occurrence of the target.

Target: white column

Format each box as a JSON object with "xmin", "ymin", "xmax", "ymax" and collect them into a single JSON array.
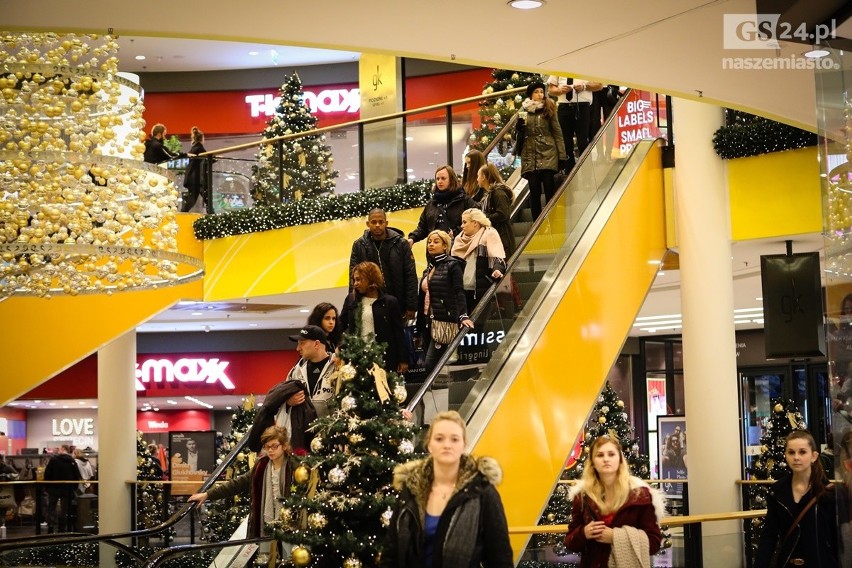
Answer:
[
  {"xmin": 673, "ymin": 98, "xmax": 743, "ymax": 567},
  {"xmin": 97, "ymin": 331, "xmax": 136, "ymax": 568}
]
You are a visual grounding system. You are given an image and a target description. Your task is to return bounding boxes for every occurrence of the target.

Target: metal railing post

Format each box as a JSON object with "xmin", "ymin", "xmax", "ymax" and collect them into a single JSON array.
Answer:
[{"xmin": 445, "ymin": 105, "xmax": 453, "ymax": 167}]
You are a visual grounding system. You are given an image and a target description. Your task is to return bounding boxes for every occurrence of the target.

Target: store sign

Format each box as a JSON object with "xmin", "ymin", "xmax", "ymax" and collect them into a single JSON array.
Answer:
[
  {"xmin": 617, "ymin": 98, "xmax": 656, "ymax": 153},
  {"xmin": 135, "ymin": 358, "xmax": 236, "ymax": 391},
  {"xmin": 52, "ymin": 417, "xmax": 94, "ymax": 436},
  {"xmin": 245, "ymin": 88, "xmax": 361, "ymax": 118}
]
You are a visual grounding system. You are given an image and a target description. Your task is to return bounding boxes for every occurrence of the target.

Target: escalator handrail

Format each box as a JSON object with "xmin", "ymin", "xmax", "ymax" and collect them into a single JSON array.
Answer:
[
  {"xmin": 142, "ymin": 536, "xmax": 274, "ymax": 568},
  {"xmin": 405, "ymin": 89, "xmax": 637, "ymax": 413},
  {"xmin": 0, "ymin": 426, "xmax": 255, "ymax": 553}
]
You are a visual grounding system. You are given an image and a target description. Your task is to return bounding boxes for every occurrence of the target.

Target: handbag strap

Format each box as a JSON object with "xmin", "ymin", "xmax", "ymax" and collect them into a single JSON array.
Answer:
[{"xmin": 771, "ymin": 483, "xmax": 832, "ymax": 566}]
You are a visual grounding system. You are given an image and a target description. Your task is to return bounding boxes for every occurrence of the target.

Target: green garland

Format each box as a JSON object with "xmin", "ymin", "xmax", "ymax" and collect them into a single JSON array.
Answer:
[
  {"xmin": 193, "ymin": 180, "xmax": 433, "ymax": 240},
  {"xmin": 712, "ymin": 111, "xmax": 816, "ymax": 160}
]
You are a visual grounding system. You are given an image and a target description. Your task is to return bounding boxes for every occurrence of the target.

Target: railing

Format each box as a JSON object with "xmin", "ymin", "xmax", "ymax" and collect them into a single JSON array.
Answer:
[
  {"xmin": 514, "ymin": 509, "xmax": 766, "ymax": 568},
  {"xmin": 180, "ymin": 87, "xmax": 525, "ymax": 213},
  {"xmin": 0, "ymin": 427, "xmax": 254, "ymax": 566}
]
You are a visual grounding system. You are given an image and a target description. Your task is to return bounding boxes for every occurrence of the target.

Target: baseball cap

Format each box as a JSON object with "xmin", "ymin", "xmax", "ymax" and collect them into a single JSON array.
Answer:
[{"xmin": 288, "ymin": 325, "xmax": 327, "ymax": 342}]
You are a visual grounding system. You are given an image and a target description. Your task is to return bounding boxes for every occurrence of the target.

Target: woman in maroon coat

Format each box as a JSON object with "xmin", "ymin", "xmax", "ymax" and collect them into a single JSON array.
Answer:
[{"xmin": 564, "ymin": 436, "xmax": 665, "ymax": 567}]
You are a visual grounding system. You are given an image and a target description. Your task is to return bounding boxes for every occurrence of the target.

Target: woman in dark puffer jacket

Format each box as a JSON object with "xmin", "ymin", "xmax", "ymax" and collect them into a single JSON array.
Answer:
[{"xmin": 417, "ymin": 230, "xmax": 473, "ymax": 374}]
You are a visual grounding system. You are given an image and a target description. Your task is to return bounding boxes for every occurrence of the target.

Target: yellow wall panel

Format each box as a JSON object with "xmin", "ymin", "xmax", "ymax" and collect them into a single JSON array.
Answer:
[
  {"xmin": 728, "ymin": 147, "xmax": 822, "ymax": 241},
  {"xmin": 472, "ymin": 145, "xmax": 668, "ymax": 558},
  {"xmin": 0, "ymin": 214, "xmax": 203, "ymax": 405},
  {"xmin": 203, "ymin": 208, "xmax": 425, "ymax": 301}
]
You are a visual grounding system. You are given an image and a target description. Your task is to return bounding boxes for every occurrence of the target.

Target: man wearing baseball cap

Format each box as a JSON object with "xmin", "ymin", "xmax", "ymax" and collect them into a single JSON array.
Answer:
[{"xmin": 248, "ymin": 325, "xmax": 335, "ymax": 453}]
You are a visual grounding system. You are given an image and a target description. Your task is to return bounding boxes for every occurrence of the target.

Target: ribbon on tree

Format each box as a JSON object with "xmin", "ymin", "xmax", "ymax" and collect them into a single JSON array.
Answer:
[{"xmin": 370, "ymin": 364, "xmax": 391, "ymax": 402}]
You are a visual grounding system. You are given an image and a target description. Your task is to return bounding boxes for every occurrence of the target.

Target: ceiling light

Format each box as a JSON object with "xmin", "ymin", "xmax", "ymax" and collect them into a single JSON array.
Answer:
[
  {"xmin": 299, "ymin": 308, "xmax": 310, "ymax": 313},
  {"xmin": 248, "ymin": 51, "xmax": 259, "ymax": 56},
  {"xmin": 191, "ymin": 312, "xmax": 204, "ymax": 316},
  {"xmin": 249, "ymin": 323, "xmax": 258, "ymax": 327},
  {"xmin": 185, "ymin": 395, "xmax": 213, "ymax": 409},
  {"xmin": 135, "ymin": 55, "xmax": 146, "ymax": 61},
  {"xmin": 803, "ymin": 49, "xmax": 830, "ymax": 59},
  {"xmin": 508, "ymin": 0, "xmax": 544, "ymax": 8},
  {"xmin": 167, "ymin": 400, "xmax": 177, "ymax": 405}
]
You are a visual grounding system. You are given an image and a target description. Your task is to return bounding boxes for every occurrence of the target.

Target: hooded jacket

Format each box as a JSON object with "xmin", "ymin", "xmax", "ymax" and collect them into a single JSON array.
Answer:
[
  {"xmin": 143, "ymin": 137, "xmax": 178, "ymax": 164},
  {"xmin": 408, "ymin": 189, "xmax": 479, "ymax": 244},
  {"xmin": 564, "ymin": 477, "xmax": 665, "ymax": 568},
  {"xmin": 381, "ymin": 455, "xmax": 513, "ymax": 568},
  {"xmin": 349, "ymin": 226, "xmax": 418, "ymax": 314},
  {"xmin": 754, "ymin": 475, "xmax": 837, "ymax": 568},
  {"xmin": 43, "ymin": 453, "xmax": 81, "ymax": 496}
]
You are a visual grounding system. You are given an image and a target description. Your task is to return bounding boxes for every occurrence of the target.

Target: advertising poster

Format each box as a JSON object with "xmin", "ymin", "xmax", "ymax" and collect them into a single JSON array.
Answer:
[
  {"xmin": 169, "ymin": 431, "xmax": 216, "ymax": 496},
  {"xmin": 657, "ymin": 416, "xmax": 687, "ymax": 500}
]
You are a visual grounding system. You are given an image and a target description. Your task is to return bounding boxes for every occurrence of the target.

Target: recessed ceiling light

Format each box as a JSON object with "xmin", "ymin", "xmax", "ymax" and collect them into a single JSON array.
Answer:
[
  {"xmin": 249, "ymin": 323, "xmax": 258, "ymax": 327},
  {"xmin": 248, "ymin": 51, "xmax": 259, "ymax": 56},
  {"xmin": 299, "ymin": 308, "xmax": 310, "ymax": 313},
  {"xmin": 135, "ymin": 55, "xmax": 146, "ymax": 61},
  {"xmin": 803, "ymin": 49, "xmax": 830, "ymax": 59},
  {"xmin": 226, "ymin": 406, "xmax": 233, "ymax": 410},
  {"xmin": 508, "ymin": 0, "xmax": 544, "ymax": 9},
  {"xmin": 191, "ymin": 312, "xmax": 203, "ymax": 316}
]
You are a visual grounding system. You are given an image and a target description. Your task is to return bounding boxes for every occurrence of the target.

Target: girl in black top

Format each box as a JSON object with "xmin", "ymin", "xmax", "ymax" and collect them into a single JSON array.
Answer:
[
  {"xmin": 307, "ymin": 302, "xmax": 342, "ymax": 354},
  {"xmin": 755, "ymin": 430, "xmax": 837, "ymax": 568}
]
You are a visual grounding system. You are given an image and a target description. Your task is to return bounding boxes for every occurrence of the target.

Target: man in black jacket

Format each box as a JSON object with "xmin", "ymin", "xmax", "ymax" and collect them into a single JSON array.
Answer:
[
  {"xmin": 349, "ymin": 209, "xmax": 418, "ymax": 321},
  {"xmin": 43, "ymin": 444, "xmax": 81, "ymax": 532},
  {"xmin": 143, "ymin": 123, "xmax": 180, "ymax": 164}
]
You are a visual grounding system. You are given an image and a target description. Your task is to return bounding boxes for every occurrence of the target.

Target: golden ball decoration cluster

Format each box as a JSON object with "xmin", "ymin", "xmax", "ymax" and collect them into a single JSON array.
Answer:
[{"xmin": 0, "ymin": 31, "xmax": 202, "ymax": 297}]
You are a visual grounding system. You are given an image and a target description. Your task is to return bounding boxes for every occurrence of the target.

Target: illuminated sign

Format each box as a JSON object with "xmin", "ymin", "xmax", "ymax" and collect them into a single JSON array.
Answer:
[
  {"xmin": 245, "ymin": 88, "xmax": 361, "ymax": 118},
  {"xmin": 135, "ymin": 358, "xmax": 236, "ymax": 391},
  {"xmin": 617, "ymin": 96, "xmax": 659, "ymax": 154},
  {"xmin": 52, "ymin": 418, "xmax": 94, "ymax": 437}
]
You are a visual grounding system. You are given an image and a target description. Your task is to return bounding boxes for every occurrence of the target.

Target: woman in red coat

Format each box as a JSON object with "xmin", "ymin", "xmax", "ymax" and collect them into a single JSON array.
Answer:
[{"xmin": 564, "ymin": 436, "xmax": 665, "ymax": 567}]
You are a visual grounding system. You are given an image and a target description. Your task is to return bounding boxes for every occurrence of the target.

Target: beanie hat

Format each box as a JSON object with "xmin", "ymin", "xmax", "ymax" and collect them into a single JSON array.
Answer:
[{"xmin": 525, "ymin": 80, "xmax": 547, "ymax": 99}]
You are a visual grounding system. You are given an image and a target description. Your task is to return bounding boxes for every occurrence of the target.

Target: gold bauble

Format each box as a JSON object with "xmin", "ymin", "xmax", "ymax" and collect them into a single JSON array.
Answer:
[
  {"xmin": 774, "ymin": 403, "xmax": 783, "ymax": 412},
  {"xmin": 236, "ymin": 452, "xmax": 245, "ymax": 462},
  {"xmin": 291, "ymin": 546, "xmax": 311, "ymax": 566},
  {"xmin": 598, "ymin": 416, "xmax": 607, "ymax": 424},
  {"xmin": 294, "ymin": 464, "xmax": 310, "ymax": 484}
]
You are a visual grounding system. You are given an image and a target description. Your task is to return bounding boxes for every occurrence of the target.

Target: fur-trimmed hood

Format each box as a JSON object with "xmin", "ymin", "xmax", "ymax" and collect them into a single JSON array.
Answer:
[
  {"xmin": 392, "ymin": 455, "xmax": 502, "ymax": 504},
  {"xmin": 568, "ymin": 476, "xmax": 666, "ymax": 522}
]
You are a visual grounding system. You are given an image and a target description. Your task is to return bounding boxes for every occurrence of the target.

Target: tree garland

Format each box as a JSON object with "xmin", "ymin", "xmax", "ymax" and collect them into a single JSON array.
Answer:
[
  {"xmin": 712, "ymin": 110, "xmax": 817, "ymax": 160},
  {"xmin": 193, "ymin": 180, "xmax": 432, "ymax": 241}
]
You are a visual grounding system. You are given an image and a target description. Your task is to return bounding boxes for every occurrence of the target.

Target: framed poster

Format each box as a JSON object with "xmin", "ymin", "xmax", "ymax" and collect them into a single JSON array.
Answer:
[
  {"xmin": 169, "ymin": 431, "xmax": 216, "ymax": 496},
  {"xmin": 657, "ymin": 416, "xmax": 687, "ymax": 500}
]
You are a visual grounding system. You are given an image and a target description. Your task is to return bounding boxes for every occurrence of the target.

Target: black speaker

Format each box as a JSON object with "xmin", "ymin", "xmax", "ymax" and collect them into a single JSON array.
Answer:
[{"xmin": 760, "ymin": 252, "xmax": 824, "ymax": 359}]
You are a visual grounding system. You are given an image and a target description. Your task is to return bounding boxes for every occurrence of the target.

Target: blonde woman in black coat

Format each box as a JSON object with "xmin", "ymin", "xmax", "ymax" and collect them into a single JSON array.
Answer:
[{"xmin": 381, "ymin": 411, "xmax": 513, "ymax": 568}]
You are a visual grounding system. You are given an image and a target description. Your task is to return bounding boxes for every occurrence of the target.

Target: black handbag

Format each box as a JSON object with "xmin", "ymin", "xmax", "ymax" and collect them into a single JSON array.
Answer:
[{"xmin": 513, "ymin": 120, "xmax": 526, "ymax": 156}]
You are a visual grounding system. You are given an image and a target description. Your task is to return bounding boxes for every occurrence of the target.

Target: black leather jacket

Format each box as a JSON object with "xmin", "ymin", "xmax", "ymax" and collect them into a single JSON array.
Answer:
[{"xmin": 408, "ymin": 189, "xmax": 478, "ymax": 243}]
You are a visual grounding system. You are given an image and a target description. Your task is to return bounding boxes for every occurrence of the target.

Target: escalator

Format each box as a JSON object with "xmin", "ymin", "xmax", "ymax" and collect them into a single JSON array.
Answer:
[
  {"xmin": 0, "ymin": 92, "xmax": 667, "ymax": 567},
  {"xmin": 407, "ymin": 114, "xmax": 667, "ymax": 558}
]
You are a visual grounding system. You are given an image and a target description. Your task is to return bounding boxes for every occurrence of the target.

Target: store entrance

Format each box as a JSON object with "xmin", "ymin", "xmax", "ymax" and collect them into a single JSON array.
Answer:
[{"xmin": 739, "ymin": 363, "xmax": 829, "ymax": 476}]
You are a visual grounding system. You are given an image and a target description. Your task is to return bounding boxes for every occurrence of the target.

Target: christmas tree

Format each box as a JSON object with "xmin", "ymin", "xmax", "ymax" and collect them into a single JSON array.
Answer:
[
  {"xmin": 532, "ymin": 382, "xmax": 663, "ymax": 562},
  {"xmin": 136, "ymin": 431, "xmax": 167, "ymax": 531},
  {"xmin": 199, "ymin": 395, "xmax": 258, "ymax": 544},
  {"xmin": 745, "ymin": 398, "xmax": 807, "ymax": 557},
  {"xmin": 469, "ymin": 69, "xmax": 545, "ymax": 155},
  {"xmin": 274, "ymin": 332, "xmax": 419, "ymax": 568},
  {"xmin": 251, "ymin": 72, "xmax": 338, "ymax": 205}
]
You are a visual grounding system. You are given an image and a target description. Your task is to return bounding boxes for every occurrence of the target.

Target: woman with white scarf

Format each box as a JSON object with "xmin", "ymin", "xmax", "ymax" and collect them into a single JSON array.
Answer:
[
  {"xmin": 516, "ymin": 80, "xmax": 567, "ymax": 221},
  {"xmin": 451, "ymin": 208, "xmax": 506, "ymax": 313}
]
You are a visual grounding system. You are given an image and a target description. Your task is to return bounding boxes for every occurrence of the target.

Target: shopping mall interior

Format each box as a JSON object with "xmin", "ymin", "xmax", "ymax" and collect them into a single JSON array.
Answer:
[{"xmin": 1, "ymin": 1, "xmax": 852, "ymax": 566}]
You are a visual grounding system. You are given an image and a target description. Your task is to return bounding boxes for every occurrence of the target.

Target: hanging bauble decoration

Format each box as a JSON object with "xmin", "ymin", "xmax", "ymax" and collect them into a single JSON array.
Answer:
[{"xmin": 328, "ymin": 466, "xmax": 348, "ymax": 485}]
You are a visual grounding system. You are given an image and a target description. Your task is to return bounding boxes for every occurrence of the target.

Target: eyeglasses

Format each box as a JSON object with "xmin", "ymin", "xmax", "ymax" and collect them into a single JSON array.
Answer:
[{"xmin": 263, "ymin": 443, "xmax": 282, "ymax": 451}]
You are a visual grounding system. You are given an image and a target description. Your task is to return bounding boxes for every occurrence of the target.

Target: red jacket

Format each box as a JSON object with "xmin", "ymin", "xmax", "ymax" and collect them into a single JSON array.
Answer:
[{"xmin": 564, "ymin": 477, "xmax": 664, "ymax": 568}]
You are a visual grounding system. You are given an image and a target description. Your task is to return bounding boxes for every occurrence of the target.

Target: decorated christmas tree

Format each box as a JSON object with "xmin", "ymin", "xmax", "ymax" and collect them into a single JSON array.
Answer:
[
  {"xmin": 199, "ymin": 395, "xmax": 259, "ymax": 543},
  {"xmin": 251, "ymin": 72, "xmax": 338, "ymax": 205},
  {"xmin": 136, "ymin": 431, "xmax": 167, "ymax": 531},
  {"xmin": 469, "ymin": 69, "xmax": 545, "ymax": 156},
  {"xmin": 531, "ymin": 382, "xmax": 662, "ymax": 562},
  {"xmin": 745, "ymin": 398, "xmax": 808, "ymax": 557},
  {"xmin": 274, "ymin": 332, "xmax": 419, "ymax": 568}
]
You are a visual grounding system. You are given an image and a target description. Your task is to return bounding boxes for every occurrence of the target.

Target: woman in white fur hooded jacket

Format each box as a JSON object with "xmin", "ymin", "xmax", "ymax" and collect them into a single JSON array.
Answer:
[{"xmin": 564, "ymin": 436, "xmax": 666, "ymax": 568}]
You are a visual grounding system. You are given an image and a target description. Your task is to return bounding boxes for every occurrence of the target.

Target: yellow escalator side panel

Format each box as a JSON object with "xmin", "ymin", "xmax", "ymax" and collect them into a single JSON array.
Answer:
[
  {"xmin": 728, "ymin": 147, "xmax": 821, "ymax": 241},
  {"xmin": 0, "ymin": 214, "xmax": 203, "ymax": 406},
  {"xmin": 472, "ymin": 145, "xmax": 667, "ymax": 559},
  {"xmin": 202, "ymin": 208, "xmax": 424, "ymax": 301}
]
